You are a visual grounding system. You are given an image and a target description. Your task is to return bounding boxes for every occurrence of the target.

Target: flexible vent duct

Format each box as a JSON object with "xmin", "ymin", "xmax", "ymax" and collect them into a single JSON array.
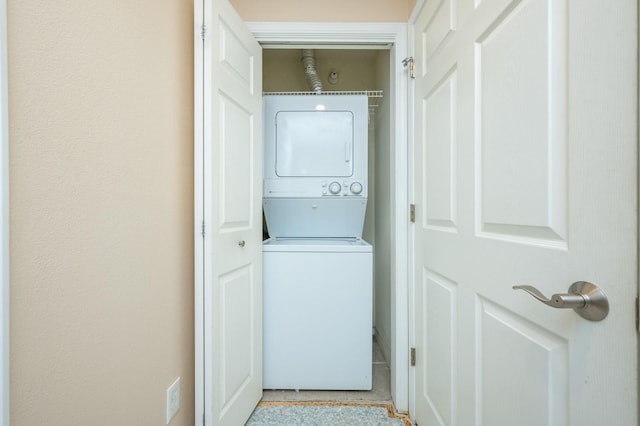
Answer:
[{"xmin": 301, "ymin": 49, "xmax": 323, "ymax": 93}]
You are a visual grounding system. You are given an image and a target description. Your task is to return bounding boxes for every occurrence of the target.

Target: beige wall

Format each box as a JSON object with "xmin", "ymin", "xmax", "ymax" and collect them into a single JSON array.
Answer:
[
  {"xmin": 7, "ymin": 1, "xmax": 194, "ymax": 425},
  {"xmin": 230, "ymin": 0, "xmax": 416, "ymax": 22}
]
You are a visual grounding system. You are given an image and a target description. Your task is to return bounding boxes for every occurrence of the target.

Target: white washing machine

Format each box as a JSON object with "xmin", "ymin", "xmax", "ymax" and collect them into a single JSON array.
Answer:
[{"xmin": 263, "ymin": 238, "xmax": 372, "ymax": 390}]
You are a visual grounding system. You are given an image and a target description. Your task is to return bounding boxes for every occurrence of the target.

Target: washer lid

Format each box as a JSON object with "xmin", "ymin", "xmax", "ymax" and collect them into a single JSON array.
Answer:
[{"xmin": 262, "ymin": 238, "xmax": 372, "ymax": 253}]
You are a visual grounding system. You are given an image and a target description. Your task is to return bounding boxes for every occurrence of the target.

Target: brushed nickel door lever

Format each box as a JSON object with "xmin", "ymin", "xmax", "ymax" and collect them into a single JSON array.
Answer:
[{"xmin": 513, "ymin": 281, "xmax": 609, "ymax": 321}]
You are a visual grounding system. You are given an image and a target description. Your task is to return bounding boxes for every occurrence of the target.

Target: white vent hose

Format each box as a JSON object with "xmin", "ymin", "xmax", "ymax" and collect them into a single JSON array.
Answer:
[{"xmin": 301, "ymin": 49, "xmax": 323, "ymax": 93}]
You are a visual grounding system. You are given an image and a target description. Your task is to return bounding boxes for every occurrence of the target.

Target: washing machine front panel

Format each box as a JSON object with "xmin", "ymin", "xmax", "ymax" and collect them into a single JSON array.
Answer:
[{"xmin": 263, "ymin": 242, "xmax": 373, "ymax": 390}]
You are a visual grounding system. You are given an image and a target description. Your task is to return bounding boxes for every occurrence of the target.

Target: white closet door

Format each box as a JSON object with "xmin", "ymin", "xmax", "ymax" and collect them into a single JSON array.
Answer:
[
  {"xmin": 196, "ymin": 0, "xmax": 263, "ymax": 425},
  {"xmin": 412, "ymin": 0, "xmax": 637, "ymax": 424}
]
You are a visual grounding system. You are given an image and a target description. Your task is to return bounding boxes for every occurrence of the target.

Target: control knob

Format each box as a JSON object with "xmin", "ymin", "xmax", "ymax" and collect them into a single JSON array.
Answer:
[
  {"xmin": 350, "ymin": 182, "xmax": 363, "ymax": 195},
  {"xmin": 328, "ymin": 181, "xmax": 342, "ymax": 195}
]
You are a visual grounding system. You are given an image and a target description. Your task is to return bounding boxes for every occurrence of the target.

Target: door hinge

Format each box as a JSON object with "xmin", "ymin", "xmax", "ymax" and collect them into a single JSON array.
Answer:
[
  {"xmin": 201, "ymin": 221, "xmax": 206, "ymax": 238},
  {"xmin": 410, "ymin": 204, "xmax": 416, "ymax": 223},
  {"xmin": 410, "ymin": 347, "xmax": 416, "ymax": 366},
  {"xmin": 402, "ymin": 56, "xmax": 416, "ymax": 79},
  {"xmin": 201, "ymin": 24, "xmax": 207, "ymax": 40}
]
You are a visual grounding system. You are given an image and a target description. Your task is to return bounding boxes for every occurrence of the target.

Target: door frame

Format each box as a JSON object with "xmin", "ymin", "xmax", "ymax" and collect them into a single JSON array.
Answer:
[
  {"xmin": 406, "ymin": 3, "xmax": 422, "ymax": 419},
  {"xmin": 246, "ymin": 21, "xmax": 410, "ymax": 412},
  {"xmin": 194, "ymin": 0, "xmax": 205, "ymax": 421},
  {"xmin": 1, "ymin": 0, "xmax": 10, "ymax": 423}
]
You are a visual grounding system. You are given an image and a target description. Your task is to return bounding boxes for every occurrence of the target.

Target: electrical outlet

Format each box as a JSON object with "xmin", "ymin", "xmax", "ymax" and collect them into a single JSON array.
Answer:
[{"xmin": 166, "ymin": 377, "xmax": 181, "ymax": 424}]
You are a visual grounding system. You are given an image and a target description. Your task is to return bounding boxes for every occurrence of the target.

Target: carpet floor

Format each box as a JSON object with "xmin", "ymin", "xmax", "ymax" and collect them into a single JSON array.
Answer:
[{"xmin": 245, "ymin": 401, "xmax": 412, "ymax": 425}]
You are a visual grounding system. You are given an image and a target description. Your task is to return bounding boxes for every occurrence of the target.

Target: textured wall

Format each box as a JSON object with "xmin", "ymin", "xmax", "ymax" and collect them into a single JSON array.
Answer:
[
  {"xmin": 0, "ymin": 0, "xmax": 8, "ymax": 424},
  {"xmin": 230, "ymin": 0, "xmax": 416, "ymax": 22},
  {"xmin": 7, "ymin": 1, "xmax": 194, "ymax": 424}
]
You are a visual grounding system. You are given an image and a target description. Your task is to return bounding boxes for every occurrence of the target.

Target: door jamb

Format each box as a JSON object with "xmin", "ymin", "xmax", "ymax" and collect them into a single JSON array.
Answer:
[
  {"xmin": 194, "ymin": 0, "xmax": 206, "ymax": 423},
  {"xmin": 0, "ymin": 0, "xmax": 10, "ymax": 425},
  {"xmin": 1, "ymin": 0, "xmax": 10, "ymax": 423},
  {"xmin": 406, "ymin": 2, "xmax": 424, "ymax": 419},
  {"xmin": 246, "ymin": 21, "xmax": 410, "ymax": 412}
]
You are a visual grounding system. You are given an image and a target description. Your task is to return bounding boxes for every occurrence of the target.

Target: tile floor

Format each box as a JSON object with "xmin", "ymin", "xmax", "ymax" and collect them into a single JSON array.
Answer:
[{"xmin": 261, "ymin": 338, "xmax": 392, "ymax": 403}]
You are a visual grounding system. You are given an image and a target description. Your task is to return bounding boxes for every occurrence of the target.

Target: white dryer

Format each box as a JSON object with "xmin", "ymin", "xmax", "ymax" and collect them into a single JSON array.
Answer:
[
  {"xmin": 262, "ymin": 94, "xmax": 369, "ymax": 238},
  {"xmin": 263, "ymin": 94, "xmax": 368, "ymax": 199}
]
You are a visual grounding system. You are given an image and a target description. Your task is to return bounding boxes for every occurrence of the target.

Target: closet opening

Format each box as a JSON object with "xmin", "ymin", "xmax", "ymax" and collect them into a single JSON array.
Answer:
[{"xmin": 260, "ymin": 47, "xmax": 396, "ymax": 402}]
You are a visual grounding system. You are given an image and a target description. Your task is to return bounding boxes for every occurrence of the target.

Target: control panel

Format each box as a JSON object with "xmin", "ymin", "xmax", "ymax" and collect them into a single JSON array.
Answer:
[{"xmin": 322, "ymin": 180, "xmax": 365, "ymax": 196}]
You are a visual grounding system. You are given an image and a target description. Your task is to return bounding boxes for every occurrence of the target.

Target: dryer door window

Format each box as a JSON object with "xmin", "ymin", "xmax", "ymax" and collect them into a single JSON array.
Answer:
[{"xmin": 275, "ymin": 111, "xmax": 354, "ymax": 177}]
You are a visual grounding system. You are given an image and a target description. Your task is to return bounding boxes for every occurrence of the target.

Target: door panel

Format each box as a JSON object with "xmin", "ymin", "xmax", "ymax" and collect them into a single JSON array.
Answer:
[
  {"xmin": 219, "ymin": 94, "xmax": 253, "ymax": 229},
  {"xmin": 479, "ymin": 299, "xmax": 568, "ymax": 424},
  {"xmin": 412, "ymin": 0, "xmax": 637, "ymax": 425},
  {"xmin": 275, "ymin": 112, "xmax": 355, "ymax": 177},
  {"xmin": 199, "ymin": 0, "xmax": 263, "ymax": 425},
  {"xmin": 421, "ymin": 270, "xmax": 456, "ymax": 425},
  {"xmin": 218, "ymin": 264, "xmax": 256, "ymax": 411},
  {"xmin": 476, "ymin": 0, "xmax": 567, "ymax": 245},
  {"xmin": 423, "ymin": 69, "xmax": 457, "ymax": 231}
]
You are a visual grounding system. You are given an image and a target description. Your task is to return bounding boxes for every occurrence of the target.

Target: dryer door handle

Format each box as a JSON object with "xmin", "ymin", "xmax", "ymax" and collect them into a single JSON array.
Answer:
[{"xmin": 345, "ymin": 138, "xmax": 352, "ymax": 163}]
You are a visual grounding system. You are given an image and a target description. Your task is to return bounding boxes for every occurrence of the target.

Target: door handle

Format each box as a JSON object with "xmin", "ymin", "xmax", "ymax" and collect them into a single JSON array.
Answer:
[
  {"xmin": 512, "ymin": 281, "xmax": 609, "ymax": 321},
  {"xmin": 345, "ymin": 139, "xmax": 352, "ymax": 163}
]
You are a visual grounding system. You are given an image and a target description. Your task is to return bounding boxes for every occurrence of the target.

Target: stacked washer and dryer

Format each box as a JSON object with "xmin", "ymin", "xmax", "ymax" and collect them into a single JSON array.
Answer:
[{"xmin": 262, "ymin": 94, "xmax": 373, "ymax": 390}]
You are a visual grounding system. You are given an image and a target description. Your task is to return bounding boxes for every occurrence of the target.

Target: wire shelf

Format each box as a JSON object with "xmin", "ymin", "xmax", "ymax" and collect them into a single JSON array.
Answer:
[{"xmin": 263, "ymin": 90, "xmax": 383, "ymax": 98}]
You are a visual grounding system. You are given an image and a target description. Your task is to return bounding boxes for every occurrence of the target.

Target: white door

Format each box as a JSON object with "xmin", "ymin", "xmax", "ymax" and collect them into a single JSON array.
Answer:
[
  {"xmin": 412, "ymin": 0, "xmax": 637, "ymax": 425},
  {"xmin": 196, "ymin": 0, "xmax": 263, "ymax": 425}
]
